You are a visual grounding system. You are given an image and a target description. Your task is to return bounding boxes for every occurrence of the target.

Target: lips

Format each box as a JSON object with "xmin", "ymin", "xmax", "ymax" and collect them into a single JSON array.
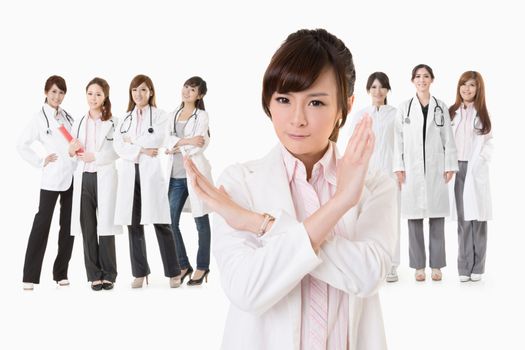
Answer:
[{"xmin": 287, "ymin": 133, "xmax": 309, "ymax": 140}]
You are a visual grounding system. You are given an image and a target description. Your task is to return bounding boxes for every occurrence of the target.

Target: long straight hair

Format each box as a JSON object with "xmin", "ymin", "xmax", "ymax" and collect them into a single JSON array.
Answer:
[
  {"xmin": 86, "ymin": 77, "xmax": 112, "ymax": 121},
  {"xmin": 449, "ymin": 71, "xmax": 491, "ymax": 135}
]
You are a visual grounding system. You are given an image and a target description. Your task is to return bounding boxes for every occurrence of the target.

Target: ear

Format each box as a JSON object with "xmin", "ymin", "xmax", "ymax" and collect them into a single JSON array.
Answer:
[{"xmin": 346, "ymin": 95, "xmax": 355, "ymax": 114}]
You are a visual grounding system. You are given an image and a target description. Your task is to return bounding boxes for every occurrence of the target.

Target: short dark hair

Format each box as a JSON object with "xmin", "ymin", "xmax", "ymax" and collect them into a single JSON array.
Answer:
[
  {"xmin": 45, "ymin": 75, "xmax": 67, "ymax": 94},
  {"xmin": 262, "ymin": 28, "xmax": 356, "ymax": 142}
]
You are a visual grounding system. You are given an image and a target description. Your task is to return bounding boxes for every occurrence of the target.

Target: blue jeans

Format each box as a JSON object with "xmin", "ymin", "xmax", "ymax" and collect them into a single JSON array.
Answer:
[{"xmin": 168, "ymin": 178, "xmax": 211, "ymax": 270}]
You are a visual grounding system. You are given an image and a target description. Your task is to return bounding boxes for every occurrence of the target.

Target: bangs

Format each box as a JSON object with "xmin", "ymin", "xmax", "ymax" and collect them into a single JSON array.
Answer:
[
  {"xmin": 130, "ymin": 75, "xmax": 152, "ymax": 90},
  {"xmin": 265, "ymin": 40, "xmax": 330, "ymax": 95},
  {"xmin": 184, "ymin": 77, "xmax": 202, "ymax": 87}
]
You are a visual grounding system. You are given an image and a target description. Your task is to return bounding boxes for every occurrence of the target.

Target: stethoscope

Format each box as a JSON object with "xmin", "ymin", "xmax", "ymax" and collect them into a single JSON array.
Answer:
[
  {"xmin": 171, "ymin": 106, "xmax": 199, "ymax": 136},
  {"xmin": 451, "ymin": 109, "xmax": 483, "ymax": 132},
  {"xmin": 404, "ymin": 96, "xmax": 444, "ymax": 127},
  {"xmin": 119, "ymin": 105, "xmax": 154, "ymax": 134},
  {"xmin": 42, "ymin": 106, "xmax": 73, "ymax": 135},
  {"xmin": 76, "ymin": 115, "xmax": 115, "ymax": 141}
]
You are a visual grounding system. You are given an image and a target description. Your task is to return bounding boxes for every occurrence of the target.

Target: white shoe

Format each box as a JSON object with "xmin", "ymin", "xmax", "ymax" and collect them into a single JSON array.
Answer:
[
  {"xmin": 57, "ymin": 279, "xmax": 70, "ymax": 286},
  {"xmin": 386, "ymin": 266, "xmax": 399, "ymax": 282},
  {"xmin": 470, "ymin": 273, "xmax": 482, "ymax": 282},
  {"xmin": 169, "ymin": 276, "xmax": 182, "ymax": 288},
  {"xmin": 459, "ymin": 275, "xmax": 470, "ymax": 282},
  {"xmin": 131, "ymin": 276, "xmax": 148, "ymax": 288},
  {"xmin": 23, "ymin": 282, "xmax": 34, "ymax": 290}
]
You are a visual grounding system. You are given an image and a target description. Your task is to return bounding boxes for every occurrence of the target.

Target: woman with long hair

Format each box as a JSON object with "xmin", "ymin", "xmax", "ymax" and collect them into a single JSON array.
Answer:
[{"xmin": 448, "ymin": 71, "xmax": 493, "ymax": 282}]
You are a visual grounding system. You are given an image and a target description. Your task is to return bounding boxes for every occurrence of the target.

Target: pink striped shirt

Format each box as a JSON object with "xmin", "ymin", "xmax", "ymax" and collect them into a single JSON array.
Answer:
[
  {"xmin": 83, "ymin": 113, "xmax": 101, "ymax": 173},
  {"xmin": 280, "ymin": 143, "xmax": 349, "ymax": 350}
]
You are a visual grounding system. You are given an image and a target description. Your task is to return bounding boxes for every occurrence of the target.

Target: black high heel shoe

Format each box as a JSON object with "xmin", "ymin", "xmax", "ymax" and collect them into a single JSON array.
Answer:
[
  {"xmin": 180, "ymin": 266, "xmax": 194, "ymax": 284},
  {"xmin": 187, "ymin": 269, "xmax": 210, "ymax": 286}
]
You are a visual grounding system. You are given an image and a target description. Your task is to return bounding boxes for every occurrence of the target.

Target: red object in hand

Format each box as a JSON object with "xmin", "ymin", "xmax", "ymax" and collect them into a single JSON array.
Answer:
[{"xmin": 58, "ymin": 125, "xmax": 84, "ymax": 154}]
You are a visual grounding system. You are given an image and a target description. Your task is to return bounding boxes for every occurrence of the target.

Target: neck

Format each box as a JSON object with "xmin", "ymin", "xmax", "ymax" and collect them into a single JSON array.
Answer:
[
  {"xmin": 183, "ymin": 102, "xmax": 196, "ymax": 111},
  {"xmin": 89, "ymin": 109, "xmax": 102, "ymax": 119},
  {"xmin": 137, "ymin": 104, "xmax": 148, "ymax": 111},
  {"xmin": 417, "ymin": 92, "xmax": 430, "ymax": 104},
  {"xmin": 47, "ymin": 103, "xmax": 59, "ymax": 112},
  {"xmin": 463, "ymin": 100, "xmax": 474, "ymax": 108},
  {"xmin": 292, "ymin": 143, "xmax": 329, "ymax": 180},
  {"xmin": 372, "ymin": 101, "xmax": 385, "ymax": 109}
]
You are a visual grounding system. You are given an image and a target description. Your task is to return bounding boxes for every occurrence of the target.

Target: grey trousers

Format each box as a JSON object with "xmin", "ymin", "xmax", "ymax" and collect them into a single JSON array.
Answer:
[
  {"xmin": 454, "ymin": 161, "xmax": 488, "ymax": 275},
  {"xmin": 80, "ymin": 172, "xmax": 117, "ymax": 282},
  {"xmin": 408, "ymin": 218, "xmax": 446, "ymax": 269}
]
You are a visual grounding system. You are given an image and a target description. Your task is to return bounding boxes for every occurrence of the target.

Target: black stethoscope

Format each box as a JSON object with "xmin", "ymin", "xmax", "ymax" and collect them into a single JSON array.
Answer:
[
  {"xmin": 119, "ymin": 105, "xmax": 154, "ymax": 134},
  {"xmin": 76, "ymin": 115, "xmax": 115, "ymax": 141},
  {"xmin": 404, "ymin": 96, "xmax": 444, "ymax": 127},
  {"xmin": 171, "ymin": 106, "xmax": 199, "ymax": 136},
  {"xmin": 42, "ymin": 106, "xmax": 73, "ymax": 135}
]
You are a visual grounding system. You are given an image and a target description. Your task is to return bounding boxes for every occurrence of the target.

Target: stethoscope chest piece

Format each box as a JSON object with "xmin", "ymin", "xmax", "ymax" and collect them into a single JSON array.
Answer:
[{"xmin": 404, "ymin": 117, "xmax": 411, "ymax": 124}]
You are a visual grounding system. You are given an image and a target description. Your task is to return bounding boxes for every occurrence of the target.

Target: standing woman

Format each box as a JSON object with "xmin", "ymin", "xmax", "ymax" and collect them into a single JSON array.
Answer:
[
  {"xmin": 393, "ymin": 64, "xmax": 458, "ymax": 282},
  {"xmin": 184, "ymin": 29, "xmax": 397, "ymax": 350},
  {"xmin": 165, "ymin": 77, "xmax": 212, "ymax": 286},
  {"xmin": 348, "ymin": 72, "xmax": 400, "ymax": 282},
  {"xmin": 114, "ymin": 74, "xmax": 181, "ymax": 288},
  {"xmin": 448, "ymin": 71, "xmax": 493, "ymax": 282},
  {"xmin": 18, "ymin": 75, "xmax": 76, "ymax": 290},
  {"xmin": 70, "ymin": 77, "xmax": 122, "ymax": 291}
]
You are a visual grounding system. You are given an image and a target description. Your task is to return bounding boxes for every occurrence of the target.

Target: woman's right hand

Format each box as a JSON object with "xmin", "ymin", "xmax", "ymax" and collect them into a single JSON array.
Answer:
[
  {"xmin": 44, "ymin": 153, "xmax": 57, "ymax": 167},
  {"xmin": 68, "ymin": 139, "xmax": 82, "ymax": 157},
  {"xmin": 333, "ymin": 115, "xmax": 375, "ymax": 211},
  {"xmin": 141, "ymin": 148, "xmax": 159, "ymax": 157},
  {"xmin": 395, "ymin": 171, "xmax": 406, "ymax": 190}
]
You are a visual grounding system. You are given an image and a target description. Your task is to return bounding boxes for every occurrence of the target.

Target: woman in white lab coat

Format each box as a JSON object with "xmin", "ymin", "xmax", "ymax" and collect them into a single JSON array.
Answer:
[
  {"xmin": 184, "ymin": 29, "xmax": 397, "ymax": 350},
  {"xmin": 165, "ymin": 76, "xmax": 213, "ymax": 286},
  {"xmin": 70, "ymin": 77, "xmax": 122, "ymax": 291},
  {"xmin": 393, "ymin": 64, "xmax": 458, "ymax": 282},
  {"xmin": 17, "ymin": 75, "xmax": 75, "ymax": 290},
  {"xmin": 113, "ymin": 74, "xmax": 181, "ymax": 288},
  {"xmin": 347, "ymin": 72, "xmax": 400, "ymax": 282},
  {"xmin": 448, "ymin": 71, "xmax": 493, "ymax": 282}
]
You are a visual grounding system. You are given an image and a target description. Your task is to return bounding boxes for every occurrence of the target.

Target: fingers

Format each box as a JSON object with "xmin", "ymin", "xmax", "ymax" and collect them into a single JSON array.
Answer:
[{"xmin": 350, "ymin": 116, "xmax": 373, "ymax": 162}]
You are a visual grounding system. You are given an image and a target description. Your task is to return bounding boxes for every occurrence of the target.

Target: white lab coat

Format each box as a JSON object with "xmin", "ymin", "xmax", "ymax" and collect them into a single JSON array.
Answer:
[
  {"xmin": 17, "ymin": 104, "xmax": 76, "ymax": 191},
  {"xmin": 164, "ymin": 108, "xmax": 213, "ymax": 217},
  {"xmin": 113, "ymin": 105, "xmax": 171, "ymax": 225},
  {"xmin": 214, "ymin": 144, "xmax": 397, "ymax": 350},
  {"xmin": 348, "ymin": 104, "xmax": 397, "ymax": 177},
  {"xmin": 393, "ymin": 96, "xmax": 458, "ymax": 219},
  {"xmin": 70, "ymin": 115, "xmax": 122, "ymax": 236},
  {"xmin": 449, "ymin": 109, "xmax": 493, "ymax": 221}
]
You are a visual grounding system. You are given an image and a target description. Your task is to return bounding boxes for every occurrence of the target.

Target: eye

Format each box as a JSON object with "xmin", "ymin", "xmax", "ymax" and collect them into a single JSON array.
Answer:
[
  {"xmin": 309, "ymin": 100, "xmax": 325, "ymax": 107},
  {"xmin": 275, "ymin": 97, "xmax": 289, "ymax": 104}
]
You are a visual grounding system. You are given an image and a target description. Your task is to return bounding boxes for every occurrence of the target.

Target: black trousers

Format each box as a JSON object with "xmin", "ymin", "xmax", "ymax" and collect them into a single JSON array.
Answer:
[
  {"xmin": 80, "ymin": 172, "xmax": 117, "ymax": 282},
  {"xmin": 23, "ymin": 183, "xmax": 75, "ymax": 283},
  {"xmin": 128, "ymin": 165, "xmax": 180, "ymax": 278}
]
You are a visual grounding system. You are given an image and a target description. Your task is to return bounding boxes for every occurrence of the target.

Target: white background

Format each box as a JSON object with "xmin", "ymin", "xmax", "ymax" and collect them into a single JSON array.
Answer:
[{"xmin": 1, "ymin": 0, "xmax": 524, "ymax": 349}]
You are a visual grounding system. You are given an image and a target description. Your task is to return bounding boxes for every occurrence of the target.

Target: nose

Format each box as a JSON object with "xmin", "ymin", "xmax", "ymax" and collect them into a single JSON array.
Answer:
[{"xmin": 290, "ymin": 105, "xmax": 307, "ymax": 127}]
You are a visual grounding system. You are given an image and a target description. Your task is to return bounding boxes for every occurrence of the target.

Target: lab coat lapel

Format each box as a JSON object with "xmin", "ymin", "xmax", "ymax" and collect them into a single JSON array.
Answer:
[
  {"xmin": 245, "ymin": 145, "xmax": 296, "ymax": 219},
  {"xmin": 96, "ymin": 120, "xmax": 112, "ymax": 151},
  {"xmin": 426, "ymin": 96, "xmax": 437, "ymax": 134},
  {"xmin": 451, "ymin": 109, "xmax": 461, "ymax": 134}
]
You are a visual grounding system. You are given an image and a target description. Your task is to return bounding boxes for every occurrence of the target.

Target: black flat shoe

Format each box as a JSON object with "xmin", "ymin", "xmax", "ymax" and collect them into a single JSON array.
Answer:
[
  {"xmin": 102, "ymin": 282, "xmax": 114, "ymax": 290},
  {"xmin": 188, "ymin": 269, "xmax": 210, "ymax": 286},
  {"xmin": 91, "ymin": 282, "xmax": 103, "ymax": 291},
  {"xmin": 180, "ymin": 266, "xmax": 194, "ymax": 284}
]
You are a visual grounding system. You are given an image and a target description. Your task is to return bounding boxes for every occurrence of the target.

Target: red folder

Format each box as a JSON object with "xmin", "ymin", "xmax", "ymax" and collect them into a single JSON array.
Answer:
[{"xmin": 58, "ymin": 125, "xmax": 84, "ymax": 154}]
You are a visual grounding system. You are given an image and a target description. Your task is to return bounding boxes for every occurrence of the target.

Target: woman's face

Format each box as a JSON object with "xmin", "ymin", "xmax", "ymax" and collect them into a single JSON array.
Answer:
[
  {"xmin": 86, "ymin": 84, "xmax": 106, "ymax": 112},
  {"xmin": 45, "ymin": 84, "xmax": 65, "ymax": 109},
  {"xmin": 459, "ymin": 78, "xmax": 477, "ymax": 103},
  {"xmin": 182, "ymin": 84, "xmax": 201, "ymax": 104},
  {"xmin": 369, "ymin": 79, "xmax": 388, "ymax": 105},
  {"xmin": 131, "ymin": 82, "xmax": 152, "ymax": 109},
  {"xmin": 412, "ymin": 68, "xmax": 433, "ymax": 94},
  {"xmin": 269, "ymin": 67, "xmax": 346, "ymax": 164}
]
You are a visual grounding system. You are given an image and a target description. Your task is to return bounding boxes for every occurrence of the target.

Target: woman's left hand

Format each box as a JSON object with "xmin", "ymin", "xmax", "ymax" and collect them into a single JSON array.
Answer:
[
  {"xmin": 78, "ymin": 152, "xmax": 95, "ymax": 163},
  {"xmin": 444, "ymin": 171, "xmax": 454, "ymax": 183},
  {"xmin": 184, "ymin": 157, "xmax": 262, "ymax": 233}
]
